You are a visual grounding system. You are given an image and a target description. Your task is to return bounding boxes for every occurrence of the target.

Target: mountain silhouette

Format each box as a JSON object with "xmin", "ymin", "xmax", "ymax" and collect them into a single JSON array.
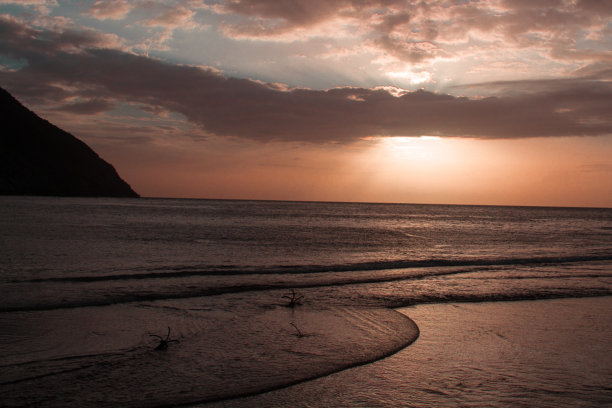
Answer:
[{"xmin": 0, "ymin": 87, "xmax": 139, "ymax": 197}]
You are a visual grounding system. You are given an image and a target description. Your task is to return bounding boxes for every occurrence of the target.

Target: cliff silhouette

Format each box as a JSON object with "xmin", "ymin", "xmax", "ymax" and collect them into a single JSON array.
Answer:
[{"xmin": 0, "ymin": 87, "xmax": 139, "ymax": 197}]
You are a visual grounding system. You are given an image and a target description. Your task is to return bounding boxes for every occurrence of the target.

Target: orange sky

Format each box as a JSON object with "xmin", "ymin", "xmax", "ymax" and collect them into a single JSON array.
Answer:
[{"xmin": 89, "ymin": 133, "xmax": 612, "ymax": 207}]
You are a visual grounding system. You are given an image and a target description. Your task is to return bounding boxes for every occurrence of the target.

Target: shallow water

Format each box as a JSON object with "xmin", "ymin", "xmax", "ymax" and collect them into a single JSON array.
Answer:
[
  {"xmin": 0, "ymin": 298, "xmax": 418, "ymax": 407},
  {"xmin": 207, "ymin": 297, "xmax": 612, "ymax": 407}
]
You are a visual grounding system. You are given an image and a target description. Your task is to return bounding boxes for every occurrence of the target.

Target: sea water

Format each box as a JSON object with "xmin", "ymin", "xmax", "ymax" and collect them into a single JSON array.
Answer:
[{"xmin": 0, "ymin": 197, "xmax": 611, "ymax": 406}]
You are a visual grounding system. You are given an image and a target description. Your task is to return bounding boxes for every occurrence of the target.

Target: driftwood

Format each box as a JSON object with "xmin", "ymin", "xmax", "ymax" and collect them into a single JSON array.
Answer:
[
  {"xmin": 282, "ymin": 289, "xmax": 304, "ymax": 308},
  {"xmin": 150, "ymin": 326, "xmax": 179, "ymax": 351},
  {"xmin": 290, "ymin": 322, "xmax": 305, "ymax": 338}
]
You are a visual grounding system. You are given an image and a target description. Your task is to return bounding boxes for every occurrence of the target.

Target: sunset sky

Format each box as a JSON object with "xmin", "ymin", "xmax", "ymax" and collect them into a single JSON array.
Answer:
[{"xmin": 1, "ymin": 0, "xmax": 611, "ymax": 206}]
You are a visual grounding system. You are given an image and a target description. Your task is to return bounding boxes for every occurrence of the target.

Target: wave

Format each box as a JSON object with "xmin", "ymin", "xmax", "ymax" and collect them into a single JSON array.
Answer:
[
  {"xmin": 3, "ymin": 270, "xmax": 611, "ymax": 313},
  {"xmin": 3, "ymin": 290, "xmax": 612, "ymax": 314},
  {"xmin": 14, "ymin": 254, "xmax": 612, "ymax": 284},
  {"xmin": 387, "ymin": 290, "xmax": 612, "ymax": 308}
]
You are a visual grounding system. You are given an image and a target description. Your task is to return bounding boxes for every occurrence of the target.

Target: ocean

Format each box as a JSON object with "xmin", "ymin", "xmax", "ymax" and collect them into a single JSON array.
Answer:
[{"xmin": 1, "ymin": 197, "xmax": 611, "ymax": 407}]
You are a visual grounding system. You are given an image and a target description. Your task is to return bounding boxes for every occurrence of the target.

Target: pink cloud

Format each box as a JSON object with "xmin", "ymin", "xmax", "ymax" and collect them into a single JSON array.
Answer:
[
  {"xmin": 208, "ymin": 0, "xmax": 612, "ymax": 65},
  {"xmin": 138, "ymin": 4, "xmax": 197, "ymax": 28},
  {"xmin": 87, "ymin": 0, "xmax": 134, "ymax": 20}
]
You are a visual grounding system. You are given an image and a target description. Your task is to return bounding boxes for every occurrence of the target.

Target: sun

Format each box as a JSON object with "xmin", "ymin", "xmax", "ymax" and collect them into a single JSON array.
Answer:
[{"xmin": 379, "ymin": 136, "xmax": 444, "ymax": 161}]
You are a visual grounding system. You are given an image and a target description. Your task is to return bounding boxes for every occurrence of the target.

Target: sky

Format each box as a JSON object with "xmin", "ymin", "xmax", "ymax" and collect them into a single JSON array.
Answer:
[{"xmin": 0, "ymin": 0, "xmax": 611, "ymax": 207}]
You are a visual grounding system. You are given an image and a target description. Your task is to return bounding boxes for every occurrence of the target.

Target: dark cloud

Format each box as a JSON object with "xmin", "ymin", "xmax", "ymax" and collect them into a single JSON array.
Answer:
[
  {"xmin": 374, "ymin": 36, "xmax": 446, "ymax": 64},
  {"xmin": 0, "ymin": 16, "xmax": 119, "ymax": 63},
  {"xmin": 53, "ymin": 98, "xmax": 115, "ymax": 114},
  {"xmin": 376, "ymin": 11, "xmax": 411, "ymax": 32},
  {"xmin": 575, "ymin": 0, "xmax": 612, "ymax": 15},
  {"xmin": 1, "ymin": 17, "xmax": 611, "ymax": 142},
  {"xmin": 220, "ymin": 0, "xmax": 349, "ymax": 27},
  {"xmin": 572, "ymin": 62, "xmax": 612, "ymax": 80}
]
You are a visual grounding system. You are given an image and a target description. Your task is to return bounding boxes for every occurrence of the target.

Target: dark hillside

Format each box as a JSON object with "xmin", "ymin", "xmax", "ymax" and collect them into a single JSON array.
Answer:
[{"xmin": 0, "ymin": 87, "xmax": 139, "ymax": 197}]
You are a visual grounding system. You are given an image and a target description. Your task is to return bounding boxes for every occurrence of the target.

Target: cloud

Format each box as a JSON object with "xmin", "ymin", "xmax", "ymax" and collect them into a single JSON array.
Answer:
[
  {"xmin": 0, "ymin": 0, "xmax": 58, "ymax": 15},
  {"xmin": 0, "ymin": 14, "xmax": 122, "ymax": 53},
  {"xmin": 53, "ymin": 98, "xmax": 115, "ymax": 114},
  {"xmin": 216, "ymin": 0, "xmax": 353, "ymax": 27},
  {"xmin": 374, "ymin": 37, "xmax": 447, "ymax": 64},
  {"xmin": 210, "ymin": 0, "xmax": 401, "ymax": 41},
  {"xmin": 85, "ymin": 0, "xmax": 199, "ymax": 25},
  {"xmin": 86, "ymin": 0, "xmax": 134, "ymax": 20},
  {"xmin": 572, "ymin": 62, "xmax": 612, "ymax": 79},
  {"xmin": 1, "ymin": 16, "xmax": 611, "ymax": 143},
  {"xmin": 0, "ymin": 0, "xmax": 57, "ymax": 6},
  {"xmin": 83, "ymin": 1, "xmax": 204, "ymax": 54},
  {"xmin": 206, "ymin": 0, "xmax": 612, "ymax": 66},
  {"xmin": 137, "ymin": 3, "xmax": 197, "ymax": 28},
  {"xmin": 15, "ymin": 1, "xmax": 611, "ymax": 72}
]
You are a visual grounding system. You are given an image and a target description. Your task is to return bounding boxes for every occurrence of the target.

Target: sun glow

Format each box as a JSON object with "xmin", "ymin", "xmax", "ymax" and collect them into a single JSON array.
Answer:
[
  {"xmin": 386, "ymin": 69, "xmax": 433, "ymax": 84},
  {"xmin": 357, "ymin": 135, "xmax": 459, "ymax": 194},
  {"xmin": 354, "ymin": 136, "xmax": 505, "ymax": 204}
]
